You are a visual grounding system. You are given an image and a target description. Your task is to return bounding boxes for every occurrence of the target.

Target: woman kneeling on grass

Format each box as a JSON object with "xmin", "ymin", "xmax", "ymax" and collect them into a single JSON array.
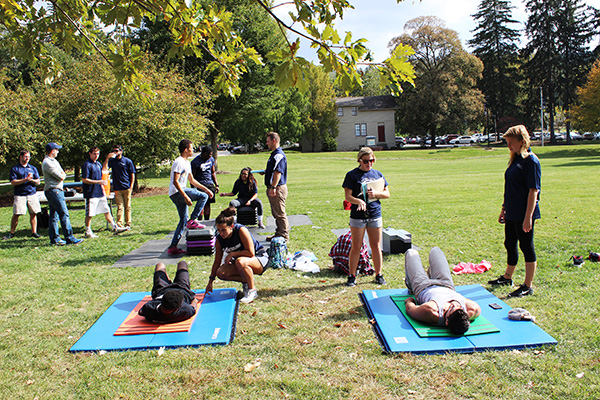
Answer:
[{"xmin": 205, "ymin": 206, "xmax": 268, "ymax": 304}]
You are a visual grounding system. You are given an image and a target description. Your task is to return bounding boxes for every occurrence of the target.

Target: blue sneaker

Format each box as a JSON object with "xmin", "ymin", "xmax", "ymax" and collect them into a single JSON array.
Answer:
[
  {"xmin": 52, "ymin": 239, "xmax": 67, "ymax": 246},
  {"xmin": 67, "ymin": 238, "xmax": 84, "ymax": 245}
]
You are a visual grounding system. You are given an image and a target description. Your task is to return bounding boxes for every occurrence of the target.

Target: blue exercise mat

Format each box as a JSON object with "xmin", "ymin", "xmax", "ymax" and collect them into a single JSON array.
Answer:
[
  {"xmin": 360, "ymin": 284, "xmax": 557, "ymax": 355},
  {"xmin": 70, "ymin": 288, "xmax": 239, "ymax": 352}
]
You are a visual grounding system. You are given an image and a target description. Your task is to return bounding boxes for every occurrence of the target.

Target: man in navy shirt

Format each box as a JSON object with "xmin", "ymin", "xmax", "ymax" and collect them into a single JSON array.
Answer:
[
  {"xmin": 103, "ymin": 144, "xmax": 136, "ymax": 229},
  {"xmin": 3, "ymin": 150, "xmax": 41, "ymax": 239},
  {"xmin": 263, "ymin": 132, "xmax": 289, "ymax": 241},
  {"xmin": 138, "ymin": 261, "xmax": 199, "ymax": 323},
  {"xmin": 82, "ymin": 146, "xmax": 127, "ymax": 238}
]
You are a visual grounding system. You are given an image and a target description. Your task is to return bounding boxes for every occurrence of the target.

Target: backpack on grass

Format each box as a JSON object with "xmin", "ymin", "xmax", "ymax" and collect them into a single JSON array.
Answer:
[{"xmin": 267, "ymin": 237, "xmax": 289, "ymax": 269}]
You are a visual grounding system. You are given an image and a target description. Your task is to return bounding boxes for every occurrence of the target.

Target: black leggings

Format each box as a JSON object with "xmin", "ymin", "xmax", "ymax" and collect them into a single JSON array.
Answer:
[{"xmin": 504, "ymin": 219, "xmax": 536, "ymax": 265}]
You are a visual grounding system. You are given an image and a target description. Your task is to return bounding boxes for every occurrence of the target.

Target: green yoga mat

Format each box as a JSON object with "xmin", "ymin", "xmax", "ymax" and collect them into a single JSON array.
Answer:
[{"xmin": 390, "ymin": 295, "xmax": 500, "ymax": 337}]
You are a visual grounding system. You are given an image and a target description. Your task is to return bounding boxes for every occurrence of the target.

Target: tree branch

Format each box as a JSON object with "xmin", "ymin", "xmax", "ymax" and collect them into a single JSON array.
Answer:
[{"xmin": 51, "ymin": 0, "xmax": 113, "ymax": 67}]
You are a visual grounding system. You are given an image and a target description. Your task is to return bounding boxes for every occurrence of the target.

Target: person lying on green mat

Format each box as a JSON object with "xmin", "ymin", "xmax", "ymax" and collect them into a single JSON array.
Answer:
[
  {"xmin": 138, "ymin": 261, "xmax": 199, "ymax": 323},
  {"xmin": 404, "ymin": 247, "xmax": 481, "ymax": 334}
]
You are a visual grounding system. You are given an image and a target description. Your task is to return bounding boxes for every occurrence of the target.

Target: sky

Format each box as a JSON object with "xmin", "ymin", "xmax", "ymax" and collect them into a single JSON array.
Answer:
[{"xmin": 272, "ymin": 0, "xmax": 600, "ymax": 63}]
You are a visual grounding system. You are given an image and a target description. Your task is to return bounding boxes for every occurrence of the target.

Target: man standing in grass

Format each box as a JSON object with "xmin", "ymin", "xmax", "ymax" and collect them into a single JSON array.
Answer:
[
  {"xmin": 263, "ymin": 132, "xmax": 289, "ymax": 242},
  {"xmin": 167, "ymin": 139, "xmax": 213, "ymax": 256},
  {"xmin": 104, "ymin": 144, "xmax": 136, "ymax": 229},
  {"xmin": 41, "ymin": 142, "xmax": 83, "ymax": 246},
  {"xmin": 82, "ymin": 146, "xmax": 128, "ymax": 238},
  {"xmin": 3, "ymin": 150, "xmax": 42, "ymax": 240}
]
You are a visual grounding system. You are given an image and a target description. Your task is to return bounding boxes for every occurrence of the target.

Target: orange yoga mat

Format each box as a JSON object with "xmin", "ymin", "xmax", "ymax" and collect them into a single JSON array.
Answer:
[{"xmin": 114, "ymin": 293, "xmax": 205, "ymax": 336}]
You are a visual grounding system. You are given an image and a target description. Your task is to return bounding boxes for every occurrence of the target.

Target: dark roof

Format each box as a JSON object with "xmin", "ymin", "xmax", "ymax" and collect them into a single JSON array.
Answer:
[{"xmin": 335, "ymin": 95, "xmax": 397, "ymax": 110}]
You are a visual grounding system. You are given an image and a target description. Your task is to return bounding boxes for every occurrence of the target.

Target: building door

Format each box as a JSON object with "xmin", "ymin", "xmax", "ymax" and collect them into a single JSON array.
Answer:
[{"xmin": 377, "ymin": 123, "xmax": 385, "ymax": 143}]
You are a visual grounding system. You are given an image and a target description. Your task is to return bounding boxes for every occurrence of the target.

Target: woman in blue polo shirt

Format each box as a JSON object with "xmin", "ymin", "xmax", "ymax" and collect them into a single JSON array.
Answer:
[
  {"xmin": 488, "ymin": 125, "xmax": 541, "ymax": 297},
  {"xmin": 205, "ymin": 206, "xmax": 268, "ymax": 304},
  {"xmin": 342, "ymin": 147, "xmax": 390, "ymax": 287}
]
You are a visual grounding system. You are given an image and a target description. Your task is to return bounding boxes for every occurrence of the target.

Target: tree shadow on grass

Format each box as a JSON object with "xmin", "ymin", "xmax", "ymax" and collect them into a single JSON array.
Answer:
[{"xmin": 537, "ymin": 147, "xmax": 600, "ymax": 160}]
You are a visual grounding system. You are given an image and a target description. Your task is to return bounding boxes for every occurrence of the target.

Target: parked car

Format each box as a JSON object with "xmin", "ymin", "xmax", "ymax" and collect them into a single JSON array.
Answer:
[
  {"xmin": 217, "ymin": 143, "xmax": 228, "ymax": 150},
  {"xmin": 583, "ymin": 132, "xmax": 596, "ymax": 140},
  {"xmin": 441, "ymin": 134, "xmax": 460, "ymax": 144},
  {"xmin": 231, "ymin": 144, "xmax": 248, "ymax": 154},
  {"xmin": 450, "ymin": 135, "xmax": 476, "ymax": 145},
  {"xmin": 568, "ymin": 132, "xmax": 583, "ymax": 140},
  {"xmin": 395, "ymin": 136, "xmax": 406, "ymax": 147}
]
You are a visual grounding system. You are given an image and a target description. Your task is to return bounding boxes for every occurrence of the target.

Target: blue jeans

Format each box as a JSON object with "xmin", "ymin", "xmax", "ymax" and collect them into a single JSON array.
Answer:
[
  {"xmin": 45, "ymin": 189, "xmax": 77, "ymax": 244},
  {"xmin": 169, "ymin": 188, "xmax": 209, "ymax": 248}
]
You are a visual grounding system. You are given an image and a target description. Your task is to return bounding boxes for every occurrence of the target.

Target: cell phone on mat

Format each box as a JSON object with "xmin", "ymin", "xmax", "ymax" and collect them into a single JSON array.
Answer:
[{"xmin": 489, "ymin": 303, "xmax": 502, "ymax": 310}]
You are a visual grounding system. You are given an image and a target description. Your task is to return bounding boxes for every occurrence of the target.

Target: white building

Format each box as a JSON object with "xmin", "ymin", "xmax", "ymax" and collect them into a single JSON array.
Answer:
[{"xmin": 335, "ymin": 95, "xmax": 397, "ymax": 151}]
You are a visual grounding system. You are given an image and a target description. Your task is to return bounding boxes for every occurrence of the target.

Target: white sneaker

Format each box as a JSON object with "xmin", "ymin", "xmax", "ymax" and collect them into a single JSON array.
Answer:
[
  {"xmin": 240, "ymin": 289, "xmax": 258, "ymax": 304},
  {"xmin": 113, "ymin": 226, "xmax": 128, "ymax": 234},
  {"xmin": 85, "ymin": 231, "xmax": 98, "ymax": 239}
]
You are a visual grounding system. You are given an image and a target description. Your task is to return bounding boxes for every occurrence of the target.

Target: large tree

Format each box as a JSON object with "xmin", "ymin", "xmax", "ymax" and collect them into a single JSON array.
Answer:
[
  {"xmin": 523, "ymin": 0, "xmax": 597, "ymax": 143},
  {"xmin": 554, "ymin": 0, "xmax": 598, "ymax": 142},
  {"xmin": 572, "ymin": 57, "xmax": 600, "ymax": 132},
  {"xmin": 300, "ymin": 65, "xmax": 338, "ymax": 152},
  {"xmin": 469, "ymin": 0, "xmax": 522, "ymax": 135},
  {"xmin": 0, "ymin": 0, "xmax": 414, "ymax": 99},
  {"xmin": 389, "ymin": 16, "xmax": 484, "ymax": 147},
  {"xmin": 0, "ymin": 45, "xmax": 211, "ymax": 177}
]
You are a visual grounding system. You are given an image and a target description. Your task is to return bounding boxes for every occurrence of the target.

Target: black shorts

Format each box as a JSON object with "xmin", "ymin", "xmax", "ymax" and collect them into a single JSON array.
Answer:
[
  {"xmin": 151, "ymin": 269, "xmax": 194, "ymax": 302},
  {"xmin": 204, "ymin": 183, "xmax": 217, "ymax": 204}
]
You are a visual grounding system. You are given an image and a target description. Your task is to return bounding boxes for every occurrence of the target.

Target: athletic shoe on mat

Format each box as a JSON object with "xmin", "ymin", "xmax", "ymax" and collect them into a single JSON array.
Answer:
[
  {"xmin": 241, "ymin": 289, "xmax": 258, "ymax": 304},
  {"xmin": 375, "ymin": 274, "xmax": 387, "ymax": 285},
  {"xmin": 488, "ymin": 275, "xmax": 512, "ymax": 286},
  {"xmin": 186, "ymin": 220, "xmax": 205, "ymax": 230},
  {"xmin": 346, "ymin": 275, "xmax": 356, "ymax": 287},
  {"xmin": 508, "ymin": 284, "xmax": 533, "ymax": 298}
]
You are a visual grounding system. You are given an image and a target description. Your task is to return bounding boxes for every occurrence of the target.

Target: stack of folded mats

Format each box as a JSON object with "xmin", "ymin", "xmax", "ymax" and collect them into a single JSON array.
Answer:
[{"xmin": 186, "ymin": 227, "xmax": 216, "ymax": 256}]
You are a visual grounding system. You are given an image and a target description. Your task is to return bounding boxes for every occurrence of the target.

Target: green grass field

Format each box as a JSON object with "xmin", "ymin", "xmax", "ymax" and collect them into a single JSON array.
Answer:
[{"xmin": 1, "ymin": 144, "xmax": 599, "ymax": 399}]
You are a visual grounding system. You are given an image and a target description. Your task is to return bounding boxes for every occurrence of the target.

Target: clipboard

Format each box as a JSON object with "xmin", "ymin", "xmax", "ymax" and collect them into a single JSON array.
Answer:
[{"xmin": 361, "ymin": 178, "xmax": 385, "ymax": 203}]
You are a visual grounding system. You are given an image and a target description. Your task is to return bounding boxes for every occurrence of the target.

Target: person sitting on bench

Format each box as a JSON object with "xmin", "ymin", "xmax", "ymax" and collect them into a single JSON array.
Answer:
[
  {"xmin": 404, "ymin": 247, "xmax": 481, "ymax": 334},
  {"xmin": 138, "ymin": 261, "xmax": 198, "ymax": 323},
  {"xmin": 220, "ymin": 167, "xmax": 265, "ymax": 229}
]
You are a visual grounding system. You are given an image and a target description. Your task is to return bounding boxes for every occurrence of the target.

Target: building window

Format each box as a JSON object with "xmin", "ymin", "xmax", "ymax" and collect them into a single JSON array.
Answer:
[
  {"xmin": 351, "ymin": 107, "xmax": 357, "ymax": 116},
  {"xmin": 355, "ymin": 123, "xmax": 367, "ymax": 136},
  {"xmin": 337, "ymin": 107, "xmax": 343, "ymax": 116}
]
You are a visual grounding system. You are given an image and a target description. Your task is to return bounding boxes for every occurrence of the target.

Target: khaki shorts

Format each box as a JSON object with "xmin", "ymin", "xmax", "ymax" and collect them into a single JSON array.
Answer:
[
  {"xmin": 85, "ymin": 197, "xmax": 111, "ymax": 217},
  {"xmin": 13, "ymin": 195, "xmax": 42, "ymax": 215}
]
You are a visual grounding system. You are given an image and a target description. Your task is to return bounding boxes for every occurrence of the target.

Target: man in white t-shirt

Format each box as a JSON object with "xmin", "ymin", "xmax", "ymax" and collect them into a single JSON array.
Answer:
[{"xmin": 167, "ymin": 139, "xmax": 214, "ymax": 256}]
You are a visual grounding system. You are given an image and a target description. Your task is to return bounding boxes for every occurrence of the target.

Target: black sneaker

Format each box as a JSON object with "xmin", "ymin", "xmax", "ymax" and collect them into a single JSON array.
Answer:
[
  {"xmin": 31, "ymin": 232, "xmax": 41, "ymax": 239},
  {"xmin": 2, "ymin": 233, "xmax": 15, "ymax": 240},
  {"xmin": 375, "ymin": 274, "xmax": 387, "ymax": 285},
  {"xmin": 346, "ymin": 275, "xmax": 356, "ymax": 287},
  {"xmin": 508, "ymin": 284, "xmax": 534, "ymax": 297},
  {"xmin": 488, "ymin": 275, "xmax": 512, "ymax": 286}
]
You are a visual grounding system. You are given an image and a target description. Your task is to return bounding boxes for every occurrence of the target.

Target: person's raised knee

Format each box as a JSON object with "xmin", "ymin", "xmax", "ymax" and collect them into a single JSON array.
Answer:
[
  {"xmin": 177, "ymin": 260, "xmax": 188, "ymax": 271},
  {"xmin": 155, "ymin": 262, "xmax": 166, "ymax": 272}
]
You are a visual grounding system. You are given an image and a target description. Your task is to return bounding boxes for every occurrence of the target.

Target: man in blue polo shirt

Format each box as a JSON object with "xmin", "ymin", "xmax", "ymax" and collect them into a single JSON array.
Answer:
[
  {"xmin": 264, "ymin": 132, "xmax": 289, "ymax": 241},
  {"xmin": 3, "ymin": 150, "xmax": 42, "ymax": 239},
  {"xmin": 82, "ymin": 146, "xmax": 128, "ymax": 238},
  {"xmin": 103, "ymin": 144, "xmax": 136, "ymax": 229}
]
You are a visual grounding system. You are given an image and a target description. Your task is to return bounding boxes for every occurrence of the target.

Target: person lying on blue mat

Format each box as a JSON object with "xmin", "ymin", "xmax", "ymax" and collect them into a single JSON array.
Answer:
[
  {"xmin": 404, "ymin": 247, "xmax": 481, "ymax": 334},
  {"xmin": 138, "ymin": 261, "xmax": 199, "ymax": 323}
]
